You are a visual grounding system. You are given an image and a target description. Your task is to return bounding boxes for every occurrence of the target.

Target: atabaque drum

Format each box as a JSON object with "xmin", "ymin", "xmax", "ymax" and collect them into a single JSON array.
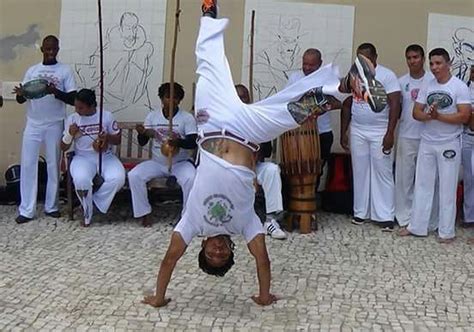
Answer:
[{"xmin": 280, "ymin": 119, "xmax": 321, "ymax": 233}]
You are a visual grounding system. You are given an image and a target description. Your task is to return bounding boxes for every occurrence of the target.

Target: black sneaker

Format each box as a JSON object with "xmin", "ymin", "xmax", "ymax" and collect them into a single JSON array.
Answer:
[
  {"xmin": 351, "ymin": 217, "xmax": 365, "ymax": 225},
  {"xmin": 45, "ymin": 211, "xmax": 61, "ymax": 218},
  {"xmin": 379, "ymin": 221, "xmax": 395, "ymax": 232},
  {"xmin": 202, "ymin": 0, "xmax": 217, "ymax": 18},
  {"xmin": 15, "ymin": 215, "xmax": 33, "ymax": 224}
]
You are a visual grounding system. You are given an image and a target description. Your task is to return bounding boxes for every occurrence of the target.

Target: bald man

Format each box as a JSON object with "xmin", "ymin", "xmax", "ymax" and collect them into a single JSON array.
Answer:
[{"xmin": 287, "ymin": 49, "xmax": 334, "ymax": 189}]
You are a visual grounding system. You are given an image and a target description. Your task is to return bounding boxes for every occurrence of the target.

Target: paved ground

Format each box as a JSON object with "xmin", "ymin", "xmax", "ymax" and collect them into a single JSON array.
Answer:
[{"xmin": 1, "ymin": 200, "xmax": 474, "ymax": 331}]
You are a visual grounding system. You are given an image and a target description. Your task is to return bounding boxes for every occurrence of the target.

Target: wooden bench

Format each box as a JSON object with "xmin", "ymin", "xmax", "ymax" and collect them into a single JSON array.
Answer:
[
  {"xmin": 65, "ymin": 122, "xmax": 279, "ymax": 220},
  {"xmin": 66, "ymin": 121, "xmax": 183, "ymax": 220}
]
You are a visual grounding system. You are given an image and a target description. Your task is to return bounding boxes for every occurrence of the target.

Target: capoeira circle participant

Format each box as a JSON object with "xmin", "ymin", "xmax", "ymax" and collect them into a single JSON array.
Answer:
[
  {"xmin": 395, "ymin": 45, "xmax": 434, "ymax": 228},
  {"xmin": 61, "ymin": 89, "xmax": 126, "ymax": 227},
  {"xmin": 143, "ymin": 0, "xmax": 385, "ymax": 308},
  {"xmin": 128, "ymin": 82, "xmax": 197, "ymax": 227},
  {"xmin": 462, "ymin": 65, "xmax": 474, "ymax": 231},
  {"xmin": 399, "ymin": 48, "xmax": 471, "ymax": 243},
  {"xmin": 287, "ymin": 48, "xmax": 335, "ymax": 190},
  {"xmin": 235, "ymin": 84, "xmax": 287, "ymax": 240},
  {"xmin": 14, "ymin": 35, "xmax": 77, "ymax": 224},
  {"xmin": 340, "ymin": 43, "xmax": 401, "ymax": 232}
]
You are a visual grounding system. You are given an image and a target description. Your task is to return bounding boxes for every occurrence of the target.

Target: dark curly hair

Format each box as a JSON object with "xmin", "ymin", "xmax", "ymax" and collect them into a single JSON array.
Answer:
[
  {"xmin": 158, "ymin": 82, "xmax": 185, "ymax": 101},
  {"xmin": 75, "ymin": 88, "xmax": 97, "ymax": 107},
  {"xmin": 198, "ymin": 248, "xmax": 235, "ymax": 277}
]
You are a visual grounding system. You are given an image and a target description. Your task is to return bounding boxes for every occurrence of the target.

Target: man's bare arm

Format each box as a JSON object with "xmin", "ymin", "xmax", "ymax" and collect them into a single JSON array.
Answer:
[
  {"xmin": 142, "ymin": 232, "xmax": 187, "ymax": 308},
  {"xmin": 412, "ymin": 102, "xmax": 431, "ymax": 122},
  {"xmin": 383, "ymin": 91, "xmax": 401, "ymax": 152},
  {"xmin": 469, "ymin": 108, "xmax": 474, "ymax": 131},
  {"xmin": 340, "ymin": 96, "xmax": 352, "ymax": 151},
  {"xmin": 434, "ymin": 104, "xmax": 471, "ymax": 125},
  {"xmin": 247, "ymin": 234, "xmax": 276, "ymax": 306},
  {"xmin": 386, "ymin": 91, "xmax": 401, "ymax": 134}
]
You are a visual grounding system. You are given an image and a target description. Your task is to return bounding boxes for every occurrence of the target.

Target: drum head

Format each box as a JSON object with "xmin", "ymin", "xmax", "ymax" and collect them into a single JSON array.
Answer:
[{"xmin": 23, "ymin": 79, "xmax": 49, "ymax": 99}]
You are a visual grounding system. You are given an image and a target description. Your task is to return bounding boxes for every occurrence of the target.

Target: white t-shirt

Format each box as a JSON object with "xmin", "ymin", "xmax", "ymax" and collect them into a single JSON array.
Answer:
[
  {"xmin": 64, "ymin": 111, "xmax": 120, "ymax": 157},
  {"xmin": 462, "ymin": 82, "xmax": 474, "ymax": 146},
  {"xmin": 23, "ymin": 62, "xmax": 76, "ymax": 125},
  {"xmin": 398, "ymin": 71, "xmax": 434, "ymax": 139},
  {"xmin": 416, "ymin": 76, "xmax": 471, "ymax": 143},
  {"xmin": 143, "ymin": 108, "xmax": 197, "ymax": 165},
  {"xmin": 351, "ymin": 64, "xmax": 400, "ymax": 129},
  {"xmin": 174, "ymin": 149, "xmax": 264, "ymax": 245},
  {"xmin": 287, "ymin": 70, "xmax": 332, "ymax": 134}
]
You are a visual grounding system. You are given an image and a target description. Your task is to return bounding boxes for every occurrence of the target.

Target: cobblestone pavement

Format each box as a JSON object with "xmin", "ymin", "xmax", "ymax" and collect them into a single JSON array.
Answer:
[{"xmin": 1, "ymin": 200, "xmax": 474, "ymax": 331}]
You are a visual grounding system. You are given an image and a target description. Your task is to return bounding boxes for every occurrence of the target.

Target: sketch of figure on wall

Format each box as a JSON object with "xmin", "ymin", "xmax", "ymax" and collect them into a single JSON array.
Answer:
[
  {"xmin": 451, "ymin": 27, "xmax": 473, "ymax": 82},
  {"xmin": 75, "ymin": 12, "xmax": 155, "ymax": 113},
  {"xmin": 253, "ymin": 16, "xmax": 305, "ymax": 100}
]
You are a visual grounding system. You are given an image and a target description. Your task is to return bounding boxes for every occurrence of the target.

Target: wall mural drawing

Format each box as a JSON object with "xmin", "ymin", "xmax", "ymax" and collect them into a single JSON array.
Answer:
[
  {"xmin": 242, "ymin": 0, "xmax": 354, "ymax": 101},
  {"xmin": 60, "ymin": 0, "xmax": 167, "ymax": 121},
  {"xmin": 427, "ymin": 13, "xmax": 474, "ymax": 83}
]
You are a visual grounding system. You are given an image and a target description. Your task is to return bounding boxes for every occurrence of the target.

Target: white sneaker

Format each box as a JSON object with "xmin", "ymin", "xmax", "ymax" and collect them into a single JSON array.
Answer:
[{"xmin": 264, "ymin": 219, "xmax": 287, "ymax": 240}]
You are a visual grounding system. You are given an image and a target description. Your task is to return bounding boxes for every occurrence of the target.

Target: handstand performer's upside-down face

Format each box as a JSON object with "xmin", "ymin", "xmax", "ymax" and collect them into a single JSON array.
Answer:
[{"xmin": 199, "ymin": 235, "xmax": 235, "ymax": 276}]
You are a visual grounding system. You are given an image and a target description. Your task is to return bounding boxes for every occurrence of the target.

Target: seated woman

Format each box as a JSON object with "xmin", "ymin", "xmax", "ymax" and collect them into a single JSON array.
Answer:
[{"xmin": 61, "ymin": 89, "xmax": 126, "ymax": 226}]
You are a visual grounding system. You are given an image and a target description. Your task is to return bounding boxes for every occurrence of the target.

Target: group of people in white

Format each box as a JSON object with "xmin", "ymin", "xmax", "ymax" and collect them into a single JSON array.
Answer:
[
  {"xmin": 7, "ymin": 0, "xmax": 474, "ymax": 307},
  {"xmin": 11, "ymin": 32, "xmax": 474, "ymax": 245}
]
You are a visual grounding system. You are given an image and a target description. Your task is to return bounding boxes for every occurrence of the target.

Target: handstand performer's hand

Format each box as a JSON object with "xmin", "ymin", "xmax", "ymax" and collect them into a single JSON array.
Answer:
[
  {"xmin": 251, "ymin": 293, "xmax": 278, "ymax": 306},
  {"xmin": 142, "ymin": 295, "xmax": 171, "ymax": 308}
]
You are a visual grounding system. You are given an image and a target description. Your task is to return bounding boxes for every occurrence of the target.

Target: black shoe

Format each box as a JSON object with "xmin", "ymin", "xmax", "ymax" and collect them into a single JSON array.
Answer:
[
  {"xmin": 351, "ymin": 216, "xmax": 365, "ymax": 225},
  {"xmin": 15, "ymin": 215, "xmax": 33, "ymax": 224},
  {"xmin": 379, "ymin": 221, "xmax": 395, "ymax": 232},
  {"xmin": 45, "ymin": 211, "xmax": 61, "ymax": 218},
  {"xmin": 202, "ymin": 0, "xmax": 217, "ymax": 18},
  {"xmin": 461, "ymin": 222, "xmax": 474, "ymax": 229}
]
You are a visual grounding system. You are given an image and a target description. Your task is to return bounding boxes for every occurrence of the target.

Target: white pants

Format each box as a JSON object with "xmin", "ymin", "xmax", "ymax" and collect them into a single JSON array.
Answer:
[
  {"xmin": 408, "ymin": 138, "xmax": 461, "ymax": 239},
  {"xmin": 195, "ymin": 17, "xmax": 342, "ymax": 144},
  {"xmin": 177, "ymin": 17, "xmax": 340, "ymax": 240},
  {"xmin": 350, "ymin": 125, "xmax": 395, "ymax": 222},
  {"xmin": 128, "ymin": 159, "xmax": 196, "ymax": 218},
  {"xmin": 19, "ymin": 120, "xmax": 63, "ymax": 218},
  {"xmin": 70, "ymin": 153, "xmax": 125, "ymax": 225},
  {"xmin": 395, "ymin": 138, "xmax": 420, "ymax": 226},
  {"xmin": 462, "ymin": 140, "xmax": 474, "ymax": 223},
  {"xmin": 256, "ymin": 162, "xmax": 283, "ymax": 214}
]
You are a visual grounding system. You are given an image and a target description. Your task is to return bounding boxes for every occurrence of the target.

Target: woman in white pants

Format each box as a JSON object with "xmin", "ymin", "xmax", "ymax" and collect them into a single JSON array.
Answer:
[{"xmin": 61, "ymin": 89, "xmax": 125, "ymax": 226}]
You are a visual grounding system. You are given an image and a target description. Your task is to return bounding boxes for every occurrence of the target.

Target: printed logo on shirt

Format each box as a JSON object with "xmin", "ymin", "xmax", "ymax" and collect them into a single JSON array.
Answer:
[
  {"xmin": 79, "ymin": 124, "xmax": 101, "ymax": 135},
  {"xmin": 196, "ymin": 109, "xmax": 210, "ymax": 124},
  {"xmin": 427, "ymin": 91, "xmax": 453, "ymax": 110},
  {"xmin": 203, "ymin": 194, "xmax": 234, "ymax": 226},
  {"xmin": 410, "ymin": 88, "xmax": 420, "ymax": 101},
  {"xmin": 38, "ymin": 72, "xmax": 60, "ymax": 88},
  {"xmin": 442, "ymin": 149, "xmax": 456, "ymax": 159}
]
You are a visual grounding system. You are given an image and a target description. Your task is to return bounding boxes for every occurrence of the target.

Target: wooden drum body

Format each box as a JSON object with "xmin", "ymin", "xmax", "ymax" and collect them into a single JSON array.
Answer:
[{"xmin": 280, "ymin": 119, "xmax": 321, "ymax": 233}]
